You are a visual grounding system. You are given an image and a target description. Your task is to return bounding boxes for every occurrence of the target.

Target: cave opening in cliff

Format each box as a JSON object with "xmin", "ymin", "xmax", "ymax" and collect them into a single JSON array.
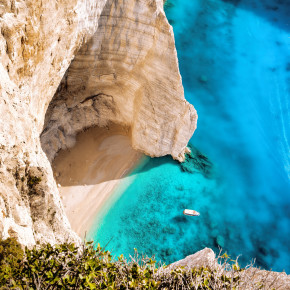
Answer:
[{"xmin": 39, "ymin": 66, "xmax": 141, "ymax": 236}]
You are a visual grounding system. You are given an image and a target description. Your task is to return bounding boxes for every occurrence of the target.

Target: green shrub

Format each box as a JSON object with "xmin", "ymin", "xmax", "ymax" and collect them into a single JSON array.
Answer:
[
  {"xmin": 0, "ymin": 237, "xmax": 24, "ymax": 263},
  {"xmin": 0, "ymin": 239, "xmax": 287, "ymax": 289},
  {"xmin": 27, "ymin": 175, "xmax": 42, "ymax": 188},
  {"xmin": 0, "ymin": 238, "xmax": 24, "ymax": 287}
]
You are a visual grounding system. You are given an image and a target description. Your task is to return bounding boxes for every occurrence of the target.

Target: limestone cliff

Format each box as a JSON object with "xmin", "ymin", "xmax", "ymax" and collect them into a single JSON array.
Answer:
[
  {"xmin": 0, "ymin": 0, "xmax": 197, "ymax": 246},
  {"xmin": 41, "ymin": 0, "xmax": 197, "ymax": 163},
  {"xmin": 0, "ymin": 0, "xmax": 110, "ymax": 246}
]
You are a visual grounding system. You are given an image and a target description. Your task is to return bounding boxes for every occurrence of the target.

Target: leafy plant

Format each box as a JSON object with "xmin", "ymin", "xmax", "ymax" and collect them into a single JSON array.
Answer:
[
  {"xmin": 0, "ymin": 238, "xmax": 24, "ymax": 287},
  {"xmin": 27, "ymin": 175, "xmax": 42, "ymax": 188},
  {"xmin": 0, "ymin": 239, "xmax": 287, "ymax": 289}
]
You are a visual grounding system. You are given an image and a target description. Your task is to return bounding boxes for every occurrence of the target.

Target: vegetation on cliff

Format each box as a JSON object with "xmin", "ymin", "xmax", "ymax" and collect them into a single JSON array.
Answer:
[{"xmin": 0, "ymin": 238, "xmax": 288, "ymax": 289}]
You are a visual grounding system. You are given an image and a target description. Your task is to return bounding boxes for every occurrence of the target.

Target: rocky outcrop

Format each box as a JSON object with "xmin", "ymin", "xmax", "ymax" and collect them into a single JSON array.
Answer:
[
  {"xmin": 0, "ymin": 0, "xmax": 111, "ymax": 246},
  {"xmin": 0, "ymin": 0, "xmax": 197, "ymax": 246},
  {"xmin": 41, "ymin": 0, "xmax": 197, "ymax": 163},
  {"xmin": 168, "ymin": 248, "xmax": 290, "ymax": 289},
  {"xmin": 168, "ymin": 248, "xmax": 218, "ymax": 270}
]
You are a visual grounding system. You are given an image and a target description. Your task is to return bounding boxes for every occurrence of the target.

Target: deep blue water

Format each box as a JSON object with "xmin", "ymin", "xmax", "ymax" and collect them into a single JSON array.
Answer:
[{"xmin": 89, "ymin": 0, "xmax": 290, "ymax": 272}]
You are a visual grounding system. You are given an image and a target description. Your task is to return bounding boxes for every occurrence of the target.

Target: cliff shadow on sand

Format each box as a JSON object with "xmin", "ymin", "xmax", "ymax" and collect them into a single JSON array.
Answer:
[
  {"xmin": 51, "ymin": 124, "xmax": 141, "ymax": 187},
  {"xmin": 43, "ymin": 124, "xmax": 143, "ymax": 237}
]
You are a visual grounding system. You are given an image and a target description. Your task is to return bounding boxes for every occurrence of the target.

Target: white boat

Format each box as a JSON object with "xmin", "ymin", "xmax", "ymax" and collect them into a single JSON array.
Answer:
[{"xmin": 183, "ymin": 209, "xmax": 200, "ymax": 216}]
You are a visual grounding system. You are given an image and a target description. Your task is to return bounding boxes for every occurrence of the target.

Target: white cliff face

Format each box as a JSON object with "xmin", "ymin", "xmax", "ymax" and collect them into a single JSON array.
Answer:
[
  {"xmin": 0, "ymin": 0, "xmax": 108, "ymax": 246},
  {"xmin": 41, "ymin": 0, "xmax": 197, "ymax": 163},
  {"xmin": 0, "ymin": 0, "xmax": 197, "ymax": 246}
]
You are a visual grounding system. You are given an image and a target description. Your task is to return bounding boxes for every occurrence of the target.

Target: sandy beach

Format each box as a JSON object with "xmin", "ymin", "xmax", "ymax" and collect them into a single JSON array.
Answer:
[{"xmin": 52, "ymin": 125, "xmax": 142, "ymax": 239}]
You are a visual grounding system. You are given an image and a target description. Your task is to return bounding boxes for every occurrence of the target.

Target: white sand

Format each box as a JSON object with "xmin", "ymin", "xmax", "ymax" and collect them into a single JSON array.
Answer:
[{"xmin": 52, "ymin": 125, "xmax": 142, "ymax": 239}]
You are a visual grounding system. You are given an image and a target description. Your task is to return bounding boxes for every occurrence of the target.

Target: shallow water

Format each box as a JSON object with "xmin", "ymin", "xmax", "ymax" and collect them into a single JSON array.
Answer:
[{"xmin": 89, "ymin": 0, "xmax": 290, "ymax": 272}]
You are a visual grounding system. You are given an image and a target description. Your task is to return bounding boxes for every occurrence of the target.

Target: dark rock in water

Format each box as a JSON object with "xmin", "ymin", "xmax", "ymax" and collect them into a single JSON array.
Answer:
[
  {"xmin": 214, "ymin": 235, "xmax": 225, "ymax": 248},
  {"xmin": 163, "ymin": 226, "xmax": 176, "ymax": 234},
  {"xmin": 175, "ymin": 184, "xmax": 184, "ymax": 191},
  {"xmin": 167, "ymin": 19, "xmax": 175, "ymax": 25},
  {"xmin": 269, "ymin": 67, "xmax": 277, "ymax": 72},
  {"xmin": 255, "ymin": 255, "xmax": 269, "ymax": 270},
  {"xmin": 258, "ymin": 246, "xmax": 268, "ymax": 256},
  {"xmin": 172, "ymin": 215, "xmax": 188, "ymax": 223},
  {"xmin": 164, "ymin": 1, "xmax": 174, "ymax": 9},
  {"xmin": 265, "ymin": 5, "xmax": 279, "ymax": 11},
  {"xmin": 165, "ymin": 248, "xmax": 174, "ymax": 256},
  {"xmin": 181, "ymin": 161, "xmax": 196, "ymax": 173},
  {"xmin": 198, "ymin": 75, "xmax": 208, "ymax": 83},
  {"xmin": 180, "ymin": 144, "xmax": 213, "ymax": 178},
  {"xmin": 270, "ymin": 248, "xmax": 279, "ymax": 259}
]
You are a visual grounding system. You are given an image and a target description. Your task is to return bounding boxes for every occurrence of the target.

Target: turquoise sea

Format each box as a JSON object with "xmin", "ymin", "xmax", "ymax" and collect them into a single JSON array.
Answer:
[{"xmin": 89, "ymin": 0, "xmax": 290, "ymax": 272}]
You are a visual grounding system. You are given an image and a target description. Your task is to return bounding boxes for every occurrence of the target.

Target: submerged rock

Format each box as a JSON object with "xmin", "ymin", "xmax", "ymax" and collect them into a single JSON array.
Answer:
[
  {"xmin": 162, "ymin": 226, "xmax": 176, "ymax": 234},
  {"xmin": 175, "ymin": 184, "xmax": 184, "ymax": 191},
  {"xmin": 215, "ymin": 235, "xmax": 225, "ymax": 248},
  {"xmin": 180, "ymin": 144, "xmax": 213, "ymax": 178},
  {"xmin": 198, "ymin": 75, "xmax": 208, "ymax": 83}
]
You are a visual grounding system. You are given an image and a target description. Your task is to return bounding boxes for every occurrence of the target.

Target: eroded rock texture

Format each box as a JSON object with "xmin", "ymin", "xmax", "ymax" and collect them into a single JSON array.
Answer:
[
  {"xmin": 41, "ymin": 0, "xmax": 197, "ymax": 163},
  {"xmin": 168, "ymin": 248, "xmax": 290, "ymax": 289},
  {"xmin": 168, "ymin": 248, "xmax": 218, "ymax": 270},
  {"xmin": 0, "ymin": 0, "xmax": 197, "ymax": 246},
  {"xmin": 0, "ymin": 0, "xmax": 108, "ymax": 246}
]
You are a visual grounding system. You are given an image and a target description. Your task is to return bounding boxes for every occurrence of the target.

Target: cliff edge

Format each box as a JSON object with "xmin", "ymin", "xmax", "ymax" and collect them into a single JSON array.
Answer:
[{"xmin": 0, "ymin": 0, "xmax": 197, "ymax": 245}]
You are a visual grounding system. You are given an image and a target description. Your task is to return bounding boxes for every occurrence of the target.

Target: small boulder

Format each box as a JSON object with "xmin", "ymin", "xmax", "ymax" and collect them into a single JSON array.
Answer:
[{"xmin": 168, "ymin": 248, "xmax": 218, "ymax": 270}]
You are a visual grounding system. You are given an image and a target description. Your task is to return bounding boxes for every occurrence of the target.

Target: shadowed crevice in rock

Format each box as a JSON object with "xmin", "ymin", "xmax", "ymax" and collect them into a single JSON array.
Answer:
[{"xmin": 40, "ymin": 0, "xmax": 197, "ymax": 164}]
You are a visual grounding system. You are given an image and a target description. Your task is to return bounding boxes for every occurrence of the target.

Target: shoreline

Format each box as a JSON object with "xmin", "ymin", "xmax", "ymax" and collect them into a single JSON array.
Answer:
[{"xmin": 52, "ymin": 125, "xmax": 143, "ymax": 239}]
